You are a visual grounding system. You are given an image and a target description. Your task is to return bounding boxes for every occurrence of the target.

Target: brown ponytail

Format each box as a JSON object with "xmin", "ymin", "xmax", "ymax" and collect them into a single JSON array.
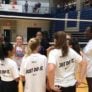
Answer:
[{"xmin": 54, "ymin": 31, "xmax": 68, "ymax": 57}]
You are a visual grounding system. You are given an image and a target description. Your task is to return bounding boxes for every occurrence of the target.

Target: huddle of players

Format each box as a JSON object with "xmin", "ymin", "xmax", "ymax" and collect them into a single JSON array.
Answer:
[{"xmin": 0, "ymin": 28, "xmax": 92, "ymax": 92}]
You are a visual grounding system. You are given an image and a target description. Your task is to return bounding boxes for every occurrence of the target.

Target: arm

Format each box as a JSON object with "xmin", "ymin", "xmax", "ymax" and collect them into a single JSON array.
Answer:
[
  {"xmin": 47, "ymin": 63, "xmax": 56, "ymax": 89},
  {"xmin": 78, "ymin": 60, "xmax": 87, "ymax": 84},
  {"xmin": 47, "ymin": 64, "xmax": 60, "ymax": 92},
  {"xmin": 12, "ymin": 62, "xmax": 19, "ymax": 81},
  {"xmin": 18, "ymin": 76, "xmax": 24, "ymax": 92},
  {"xmin": 72, "ymin": 48, "xmax": 87, "ymax": 85},
  {"xmin": 47, "ymin": 50, "xmax": 61, "ymax": 92}
]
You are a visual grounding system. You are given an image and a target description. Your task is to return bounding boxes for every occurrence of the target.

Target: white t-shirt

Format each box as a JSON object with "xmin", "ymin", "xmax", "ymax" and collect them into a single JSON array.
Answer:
[
  {"xmin": 48, "ymin": 48, "xmax": 82, "ymax": 87},
  {"xmin": 20, "ymin": 53, "xmax": 47, "ymax": 92},
  {"xmin": 83, "ymin": 40, "xmax": 92, "ymax": 77},
  {"xmin": 0, "ymin": 58, "xmax": 19, "ymax": 81}
]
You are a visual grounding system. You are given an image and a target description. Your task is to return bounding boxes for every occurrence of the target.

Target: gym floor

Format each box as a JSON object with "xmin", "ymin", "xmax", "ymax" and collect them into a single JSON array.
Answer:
[
  {"xmin": 77, "ymin": 83, "xmax": 88, "ymax": 92},
  {"xmin": 18, "ymin": 81, "xmax": 88, "ymax": 92}
]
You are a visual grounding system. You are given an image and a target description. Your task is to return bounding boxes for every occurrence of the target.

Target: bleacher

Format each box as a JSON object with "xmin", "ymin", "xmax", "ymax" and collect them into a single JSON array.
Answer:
[
  {"xmin": 49, "ymin": 6, "xmax": 92, "ymax": 45},
  {"xmin": 50, "ymin": 7, "xmax": 92, "ymax": 30},
  {"xmin": 80, "ymin": 7, "xmax": 92, "ymax": 32},
  {"xmin": 67, "ymin": 11, "xmax": 77, "ymax": 27},
  {"xmin": 66, "ymin": 31, "xmax": 89, "ymax": 48}
]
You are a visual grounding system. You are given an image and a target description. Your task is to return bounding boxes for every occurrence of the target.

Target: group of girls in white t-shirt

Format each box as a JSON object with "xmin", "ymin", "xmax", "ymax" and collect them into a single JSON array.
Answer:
[{"xmin": 0, "ymin": 29, "xmax": 92, "ymax": 92}]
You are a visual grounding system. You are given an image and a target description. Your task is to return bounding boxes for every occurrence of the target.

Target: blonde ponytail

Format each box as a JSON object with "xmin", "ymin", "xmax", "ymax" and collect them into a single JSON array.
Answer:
[{"xmin": 25, "ymin": 38, "xmax": 40, "ymax": 57}]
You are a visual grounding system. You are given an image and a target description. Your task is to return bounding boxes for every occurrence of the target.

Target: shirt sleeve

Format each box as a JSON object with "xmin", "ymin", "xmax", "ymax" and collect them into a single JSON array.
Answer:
[
  {"xmin": 82, "ymin": 53, "xmax": 90, "ymax": 62},
  {"xmin": 72, "ymin": 49, "xmax": 82, "ymax": 63},
  {"xmin": 12, "ymin": 62, "xmax": 19, "ymax": 79},
  {"xmin": 44, "ymin": 56, "xmax": 47, "ymax": 69},
  {"xmin": 48, "ymin": 50, "xmax": 57, "ymax": 65},
  {"xmin": 20, "ymin": 57, "xmax": 27, "ymax": 76},
  {"xmin": 83, "ymin": 41, "xmax": 92, "ymax": 57},
  {"xmin": 43, "ymin": 56, "xmax": 48, "ymax": 74}
]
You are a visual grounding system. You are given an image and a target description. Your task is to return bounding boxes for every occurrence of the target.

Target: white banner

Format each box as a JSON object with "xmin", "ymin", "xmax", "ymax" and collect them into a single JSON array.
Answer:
[{"xmin": 0, "ymin": 4, "xmax": 22, "ymax": 12}]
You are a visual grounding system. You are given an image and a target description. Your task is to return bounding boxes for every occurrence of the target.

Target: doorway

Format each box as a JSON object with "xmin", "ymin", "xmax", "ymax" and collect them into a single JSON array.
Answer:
[
  {"xmin": 27, "ymin": 27, "xmax": 41, "ymax": 41},
  {"xmin": 4, "ymin": 29, "xmax": 11, "ymax": 42}
]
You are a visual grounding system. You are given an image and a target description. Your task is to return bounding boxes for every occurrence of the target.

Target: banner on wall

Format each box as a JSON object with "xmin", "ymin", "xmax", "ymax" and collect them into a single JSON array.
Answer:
[{"xmin": 0, "ymin": 4, "xmax": 22, "ymax": 12}]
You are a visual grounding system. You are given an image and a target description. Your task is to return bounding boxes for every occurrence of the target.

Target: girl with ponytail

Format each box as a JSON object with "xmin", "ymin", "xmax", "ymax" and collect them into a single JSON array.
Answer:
[{"xmin": 20, "ymin": 38, "xmax": 47, "ymax": 92}]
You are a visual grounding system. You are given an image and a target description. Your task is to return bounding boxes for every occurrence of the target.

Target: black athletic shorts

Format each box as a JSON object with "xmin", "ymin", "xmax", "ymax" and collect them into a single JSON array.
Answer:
[
  {"xmin": 1, "ymin": 80, "xmax": 18, "ymax": 92},
  {"xmin": 50, "ymin": 85, "xmax": 76, "ymax": 92}
]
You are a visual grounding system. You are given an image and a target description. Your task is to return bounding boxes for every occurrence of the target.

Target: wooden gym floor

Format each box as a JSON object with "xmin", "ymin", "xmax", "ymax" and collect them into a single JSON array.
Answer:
[
  {"xmin": 18, "ymin": 80, "xmax": 88, "ymax": 92},
  {"xmin": 77, "ymin": 83, "xmax": 88, "ymax": 92}
]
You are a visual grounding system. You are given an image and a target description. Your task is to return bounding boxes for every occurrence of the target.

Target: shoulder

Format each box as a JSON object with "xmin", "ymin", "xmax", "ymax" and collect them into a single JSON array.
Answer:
[
  {"xmin": 49, "ymin": 49, "xmax": 60, "ymax": 56},
  {"xmin": 86, "ymin": 40, "xmax": 92, "ymax": 47},
  {"xmin": 83, "ymin": 40, "xmax": 92, "ymax": 52},
  {"xmin": 37, "ymin": 53, "xmax": 47, "ymax": 60},
  {"xmin": 69, "ymin": 47, "xmax": 76, "ymax": 53},
  {"xmin": 85, "ymin": 40, "xmax": 92, "ymax": 47},
  {"xmin": 21, "ymin": 56, "xmax": 29, "ymax": 64},
  {"xmin": 69, "ymin": 48, "xmax": 82, "ymax": 61},
  {"xmin": 68, "ymin": 48, "xmax": 80, "ymax": 56},
  {"xmin": 22, "ymin": 56, "xmax": 28, "ymax": 61},
  {"xmin": 48, "ymin": 49, "xmax": 62, "ymax": 60},
  {"xmin": 50, "ymin": 49, "xmax": 59, "ymax": 53},
  {"xmin": 88, "ymin": 40, "xmax": 92, "ymax": 44},
  {"xmin": 23, "ymin": 56, "xmax": 31, "ymax": 63},
  {"xmin": 6, "ymin": 58, "xmax": 17, "ymax": 66}
]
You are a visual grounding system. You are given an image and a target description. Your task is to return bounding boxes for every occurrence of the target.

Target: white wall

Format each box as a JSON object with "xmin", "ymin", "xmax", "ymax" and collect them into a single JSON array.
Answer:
[
  {"xmin": 0, "ymin": 19, "xmax": 50, "ymax": 42},
  {"xmin": 16, "ymin": 19, "xmax": 50, "ymax": 41}
]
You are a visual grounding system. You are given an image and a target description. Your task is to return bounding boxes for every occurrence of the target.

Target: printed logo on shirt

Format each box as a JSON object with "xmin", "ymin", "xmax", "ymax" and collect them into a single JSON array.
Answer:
[
  {"xmin": 32, "ymin": 61, "xmax": 36, "ymax": 63},
  {"xmin": 59, "ymin": 59, "xmax": 74, "ymax": 68},
  {"xmin": 26, "ymin": 66, "xmax": 43, "ymax": 74},
  {"xmin": 0, "ymin": 70, "xmax": 10, "ymax": 74}
]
